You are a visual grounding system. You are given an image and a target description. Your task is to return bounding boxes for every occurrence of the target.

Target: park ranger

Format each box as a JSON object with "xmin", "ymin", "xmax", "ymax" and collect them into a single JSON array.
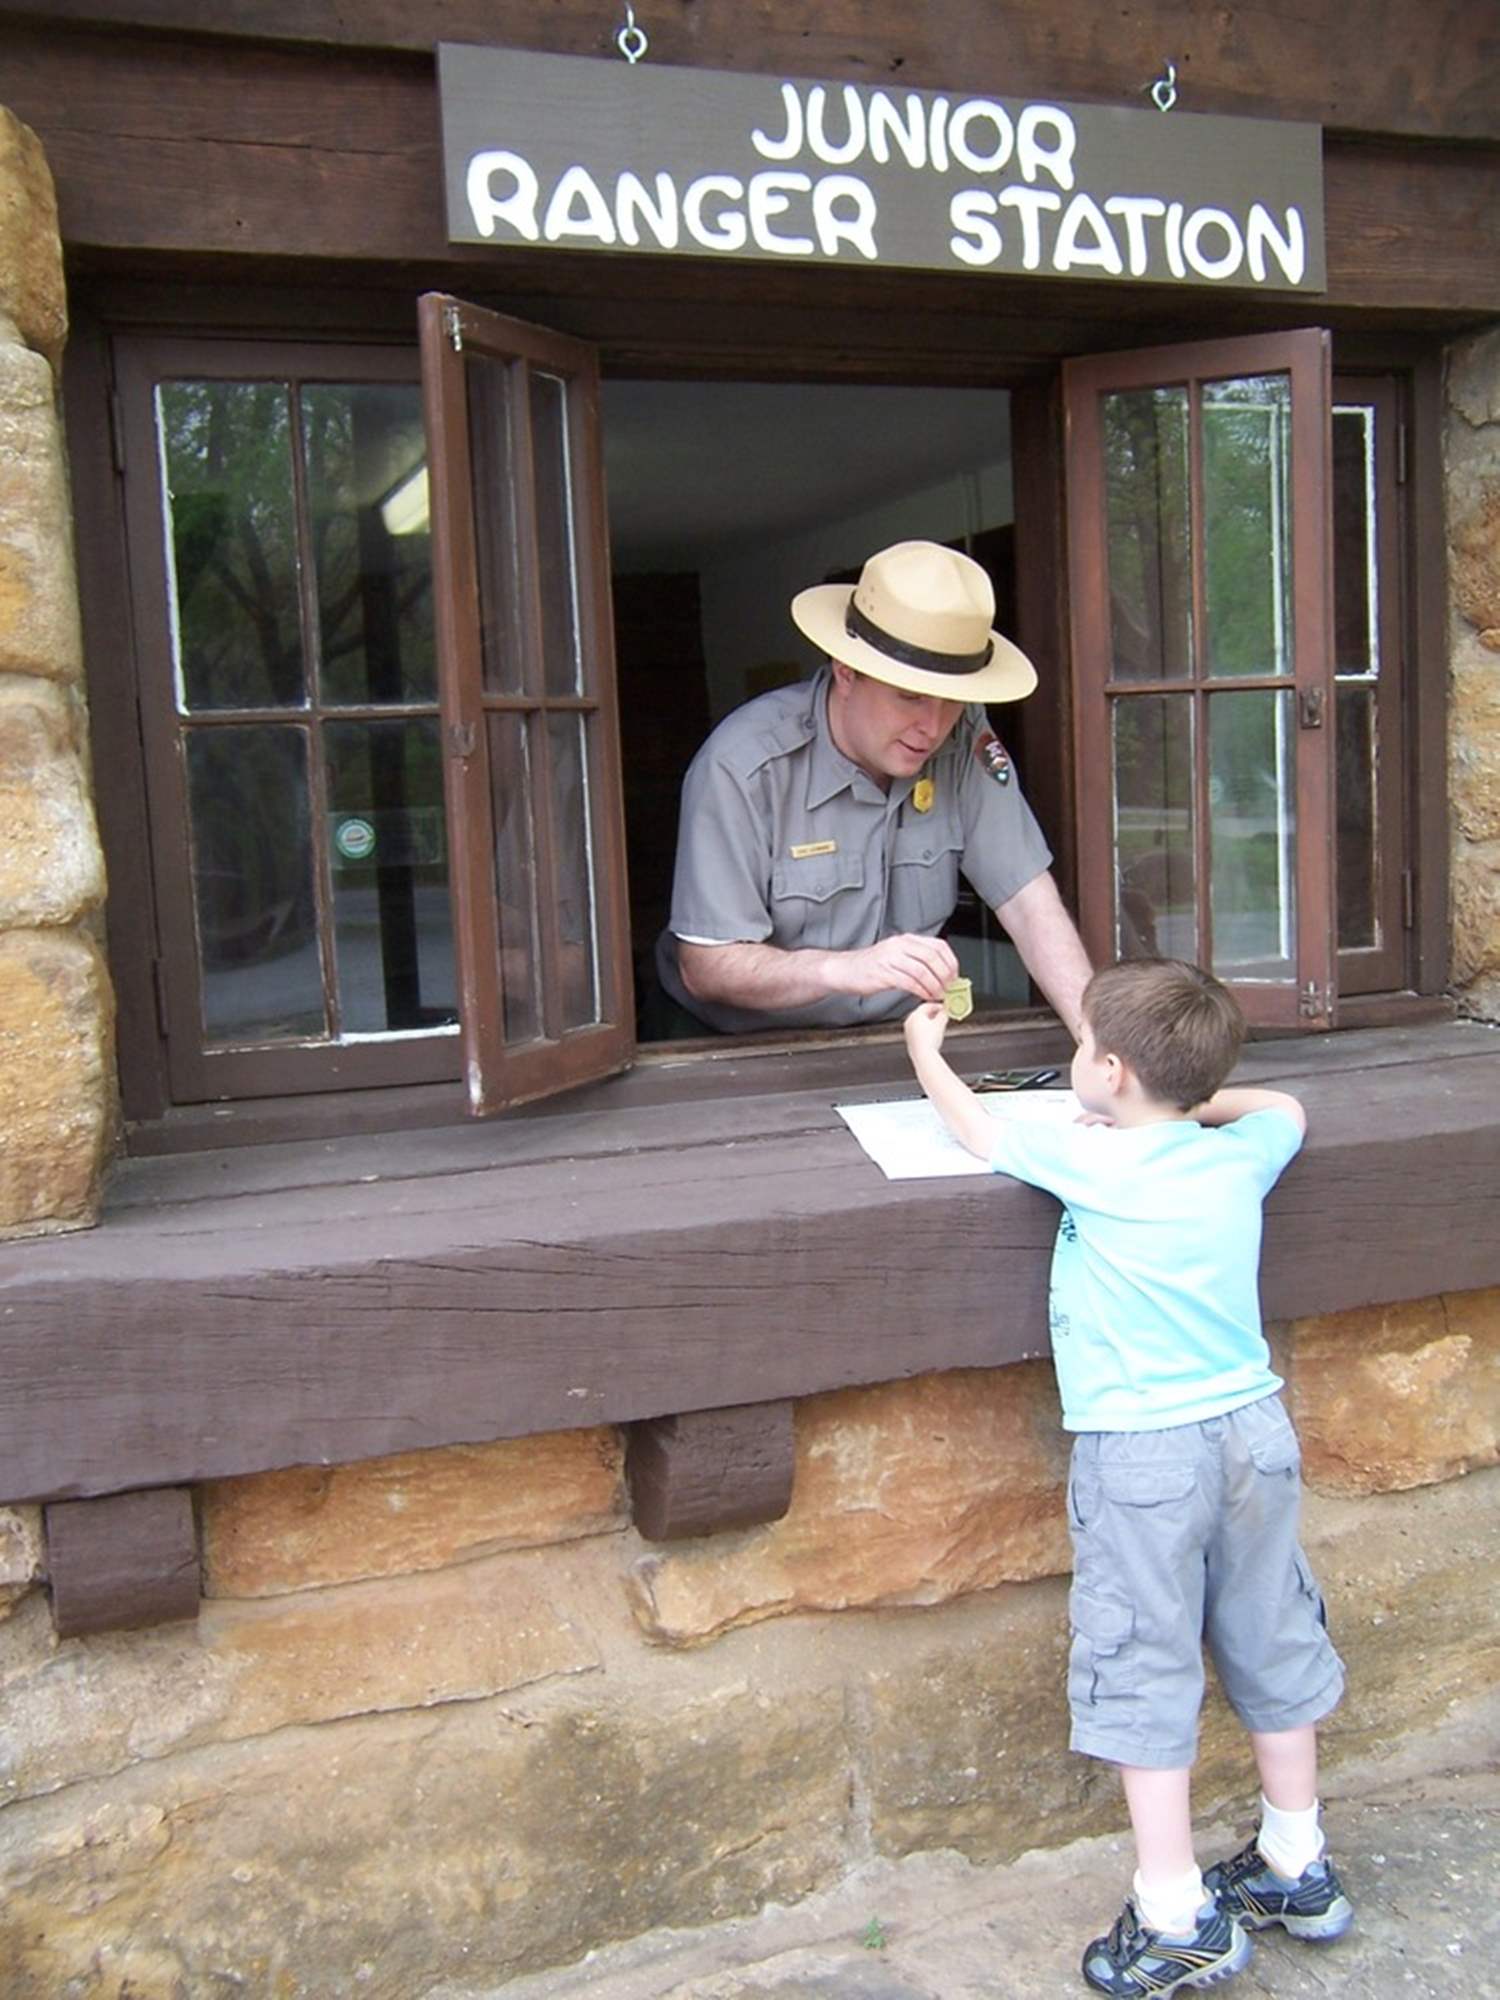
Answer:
[{"xmin": 656, "ymin": 539, "xmax": 1092, "ymax": 1037}]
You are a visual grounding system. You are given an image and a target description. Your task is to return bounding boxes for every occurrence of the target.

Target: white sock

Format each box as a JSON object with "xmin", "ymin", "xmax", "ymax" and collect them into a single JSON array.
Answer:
[
  {"xmin": 1133, "ymin": 1865, "xmax": 1207, "ymax": 1937},
  {"xmin": 1257, "ymin": 1796, "xmax": 1324, "ymax": 1879}
]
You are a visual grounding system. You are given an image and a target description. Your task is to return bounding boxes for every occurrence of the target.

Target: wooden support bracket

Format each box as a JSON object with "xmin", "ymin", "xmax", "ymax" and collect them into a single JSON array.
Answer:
[
  {"xmin": 44, "ymin": 1486, "xmax": 200, "ymax": 1639},
  {"xmin": 626, "ymin": 1400, "xmax": 796, "ymax": 1542}
]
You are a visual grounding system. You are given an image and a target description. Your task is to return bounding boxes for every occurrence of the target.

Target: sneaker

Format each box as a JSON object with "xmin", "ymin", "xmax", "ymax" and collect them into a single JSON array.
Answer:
[
  {"xmin": 1204, "ymin": 1839, "xmax": 1354, "ymax": 1942},
  {"xmin": 1081, "ymin": 1896, "xmax": 1252, "ymax": 1996}
]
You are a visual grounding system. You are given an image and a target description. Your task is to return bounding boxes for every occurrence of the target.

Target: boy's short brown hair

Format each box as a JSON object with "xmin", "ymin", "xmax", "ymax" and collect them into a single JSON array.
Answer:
[{"xmin": 1081, "ymin": 959, "xmax": 1245, "ymax": 1111}]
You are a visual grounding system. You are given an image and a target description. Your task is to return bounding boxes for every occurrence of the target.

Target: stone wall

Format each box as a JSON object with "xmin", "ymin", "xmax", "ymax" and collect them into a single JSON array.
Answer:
[
  {"xmin": 0, "ymin": 1290, "xmax": 1496, "ymax": 1996},
  {"xmin": 1448, "ymin": 325, "xmax": 1500, "ymax": 1020},
  {"xmin": 0, "ymin": 109, "xmax": 112, "ymax": 1238}
]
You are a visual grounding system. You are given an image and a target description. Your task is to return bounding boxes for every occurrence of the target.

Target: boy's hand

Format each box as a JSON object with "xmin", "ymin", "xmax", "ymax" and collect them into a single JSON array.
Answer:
[{"xmin": 903, "ymin": 1002, "xmax": 948, "ymax": 1057}]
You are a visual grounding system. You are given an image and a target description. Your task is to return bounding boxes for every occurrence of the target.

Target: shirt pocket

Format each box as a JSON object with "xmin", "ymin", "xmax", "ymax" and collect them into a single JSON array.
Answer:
[
  {"xmin": 769, "ymin": 848, "xmax": 865, "ymax": 950},
  {"xmin": 887, "ymin": 826, "xmax": 963, "ymax": 932}
]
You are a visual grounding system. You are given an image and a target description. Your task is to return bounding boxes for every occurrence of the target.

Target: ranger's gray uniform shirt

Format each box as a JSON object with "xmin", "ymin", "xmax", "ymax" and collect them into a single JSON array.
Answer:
[{"xmin": 657, "ymin": 668, "xmax": 1052, "ymax": 1032}]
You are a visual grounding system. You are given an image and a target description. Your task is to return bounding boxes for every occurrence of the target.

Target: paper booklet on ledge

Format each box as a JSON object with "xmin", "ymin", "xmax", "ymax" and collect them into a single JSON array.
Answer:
[{"xmin": 835, "ymin": 1090, "xmax": 1080, "ymax": 1180}]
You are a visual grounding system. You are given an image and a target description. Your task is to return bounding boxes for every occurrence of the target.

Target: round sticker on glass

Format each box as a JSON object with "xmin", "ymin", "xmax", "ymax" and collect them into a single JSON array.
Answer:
[{"xmin": 335, "ymin": 816, "xmax": 376, "ymax": 862}]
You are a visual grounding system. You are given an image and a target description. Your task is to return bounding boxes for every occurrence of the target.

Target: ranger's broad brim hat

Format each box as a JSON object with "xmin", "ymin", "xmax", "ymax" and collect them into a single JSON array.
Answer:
[{"xmin": 791, "ymin": 539, "xmax": 1038, "ymax": 705}]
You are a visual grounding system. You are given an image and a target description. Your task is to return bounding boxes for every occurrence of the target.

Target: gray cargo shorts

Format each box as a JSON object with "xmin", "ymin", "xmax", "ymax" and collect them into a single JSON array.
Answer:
[{"xmin": 1066, "ymin": 1392, "xmax": 1344, "ymax": 1770}]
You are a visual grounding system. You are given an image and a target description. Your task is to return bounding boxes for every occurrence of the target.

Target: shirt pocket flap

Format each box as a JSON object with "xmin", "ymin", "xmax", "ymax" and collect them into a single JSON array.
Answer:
[
  {"xmin": 771, "ymin": 850, "xmax": 864, "ymax": 906},
  {"xmin": 1098, "ymin": 1463, "xmax": 1198, "ymax": 1507}
]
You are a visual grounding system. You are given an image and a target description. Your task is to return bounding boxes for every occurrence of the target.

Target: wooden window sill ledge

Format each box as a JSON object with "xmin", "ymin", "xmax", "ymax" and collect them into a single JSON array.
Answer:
[{"xmin": 0, "ymin": 1020, "xmax": 1495, "ymax": 1506}]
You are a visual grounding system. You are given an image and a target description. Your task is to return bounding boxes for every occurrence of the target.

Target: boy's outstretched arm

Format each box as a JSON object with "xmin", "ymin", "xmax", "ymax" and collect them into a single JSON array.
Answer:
[
  {"xmin": 1196, "ymin": 1085, "xmax": 1307, "ymax": 1137},
  {"xmin": 903, "ymin": 1004, "xmax": 997, "ymax": 1160}
]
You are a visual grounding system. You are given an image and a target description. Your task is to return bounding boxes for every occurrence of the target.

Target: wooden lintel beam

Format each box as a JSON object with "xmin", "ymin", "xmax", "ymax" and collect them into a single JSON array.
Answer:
[
  {"xmin": 626, "ymin": 1401, "xmax": 796, "ymax": 1542},
  {"xmin": 43, "ymin": 1487, "xmax": 200, "ymax": 1638}
]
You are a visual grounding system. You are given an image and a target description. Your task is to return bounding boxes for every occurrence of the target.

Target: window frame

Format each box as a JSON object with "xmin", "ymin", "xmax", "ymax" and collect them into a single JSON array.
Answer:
[
  {"xmin": 1062, "ymin": 327, "xmax": 1338, "ymax": 1028},
  {"xmin": 112, "ymin": 333, "xmax": 465, "ymax": 1101},
  {"xmin": 1331, "ymin": 371, "xmax": 1410, "ymax": 996},
  {"xmin": 419, "ymin": 294, "xmax": 635, "ymax": 1115},
  {"xmin": 70, "ymin": 298, "xmax": 1448, "ymax": 1148}
]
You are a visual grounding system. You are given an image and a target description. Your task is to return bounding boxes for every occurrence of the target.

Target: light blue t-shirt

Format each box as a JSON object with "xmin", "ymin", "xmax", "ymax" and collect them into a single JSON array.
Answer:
[{"xmin": 988, "ymin": 1108, "xmax": 1303, "ymax": 1433}]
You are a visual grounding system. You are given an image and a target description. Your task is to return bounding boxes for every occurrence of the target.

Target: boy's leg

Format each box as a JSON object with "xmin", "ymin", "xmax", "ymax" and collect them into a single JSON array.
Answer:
[
  {"xmin": 1249, "ymin": 1723, "xmax": 1322, "ymax": 1875},
  {"xmin": 1083, "ymin": 1768, "xmax": 1249, "ymax": 2000},
  {"xmin": 1068, "ymin": 1430, "xmax": 1252, "ymax": 1993},
  {"xmin": 1119, "ymin": 1764, "xmax": 1203, "ymax": 1933},
  {"xmin": 1201, "ymin": 1399, "xmax": 1351, "ymax": 1942}
]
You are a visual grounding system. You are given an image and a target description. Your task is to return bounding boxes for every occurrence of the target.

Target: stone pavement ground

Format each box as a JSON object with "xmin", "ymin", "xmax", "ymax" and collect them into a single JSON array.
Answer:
[{"xmin": 437, "ymin": 1691, "xmax": 1499, "ymax": 2000}]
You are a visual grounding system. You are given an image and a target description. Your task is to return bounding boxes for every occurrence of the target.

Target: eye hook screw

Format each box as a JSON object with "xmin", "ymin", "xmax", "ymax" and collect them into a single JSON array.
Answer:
[
  {"xmin": 1150, "ymin": 59, "xmax": 1178, "ymax": 113},
  {"xmin": 617, "ymin": 3, "xmax": 649, "ymax": 63}
]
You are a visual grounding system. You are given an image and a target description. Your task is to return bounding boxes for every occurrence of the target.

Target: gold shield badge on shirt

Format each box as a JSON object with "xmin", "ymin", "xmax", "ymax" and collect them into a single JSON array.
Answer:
[{"xmin": 912, "ymin": 776, "xmax": 935, "ymax": 813}]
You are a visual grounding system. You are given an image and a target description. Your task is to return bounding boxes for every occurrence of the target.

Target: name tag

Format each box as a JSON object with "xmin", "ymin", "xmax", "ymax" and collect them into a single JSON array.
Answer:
[{"xmin": 789, "ymin": 840, "xmax": 838, "ymax": 859}]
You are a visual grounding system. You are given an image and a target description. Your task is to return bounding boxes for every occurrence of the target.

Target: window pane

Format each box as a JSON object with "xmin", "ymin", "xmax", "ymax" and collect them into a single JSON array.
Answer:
[
  {"xmin": 325, "ymin": 719, "xmax": 458, "ymax": 1034},
  {"xmin": 1332, "ymin": 406, "xmax": 1376, "ymax": 674},
  {"xmin": 158, "ymin": 382, "xmax": 305, "ymax": 712},
  {"xmin": 1208, "ymin": 689, "xmax": 1296, "ymax": 979},
  {"xmin": 488, "ymin": 711, "xmax": 543, "ymax": 1043},
  {"xmin": 1112, "ymin": 694, "xmax": 1197, "ymax": 962},
  {"xmin": 466, "ymin": 355, "xmax": 526, "ymax": 695},
  {"xmin": 1202, "ymin": 374, "xmax": 1293, "ymax": 680},
  {"xmin": 1101, "ymin": 387, "xmax": 1192, "ymax": 682},
  {"xmin": 186, "ymin": 725, "xmax": 325, "ymax": 1042},
  {"xmin": 1335, "ymin": 684, "xmax": 1379, "ymax": 951},
  {"xmin": 531, "ymin": 371, "xmax": 585, "ymax": 697},
  {"xmin": 547, "ymin": 712, "xmax": 601, "ymax": 1030},
  {"xmin": 302, "ymin": 385, "xmax": 436, "ymax": 706},
  {"xmin": 1333, "ymin": 403, "xmax": 1380, "ymax": 953}
]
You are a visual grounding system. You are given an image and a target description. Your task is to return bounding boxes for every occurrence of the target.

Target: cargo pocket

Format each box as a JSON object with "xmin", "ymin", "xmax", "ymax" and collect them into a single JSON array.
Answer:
[
  {"xmin": 1293, "ymin": 1549, "xmax": 1330, "ymax": 1630},
  {"xmin": 1068, "ymin": 1587, "xmax": 1137, "ymax": 1707}
]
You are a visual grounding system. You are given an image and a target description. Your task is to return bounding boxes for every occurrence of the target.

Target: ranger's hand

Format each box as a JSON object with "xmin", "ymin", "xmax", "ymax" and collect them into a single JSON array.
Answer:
[{"xmin": 831, "ymin": 933, "xmax": 959, "ymax": 1001}]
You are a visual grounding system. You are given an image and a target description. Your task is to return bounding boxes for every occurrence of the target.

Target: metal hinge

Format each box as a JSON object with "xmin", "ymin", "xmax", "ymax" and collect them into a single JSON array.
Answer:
[
  {"xmin": 444, "ymin": 302, "xmax": 464, "ymax": 353},
  {"xmin": 1402, "ymin": 868, "xmax": 1415, "ymax": 931},
  {"xmin": 1298, "ymin": 980, "xmax": 1334, "ymax": 1022},
  {"xmin": 1396, "ymin": 421, "xmax": 1408, "ymax": 486}
]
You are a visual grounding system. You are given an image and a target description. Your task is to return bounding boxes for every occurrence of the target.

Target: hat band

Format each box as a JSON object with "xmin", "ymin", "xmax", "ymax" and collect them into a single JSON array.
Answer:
[{"xmin": 845, "ymin": 601, "xmax": 994, "ymax": 675}]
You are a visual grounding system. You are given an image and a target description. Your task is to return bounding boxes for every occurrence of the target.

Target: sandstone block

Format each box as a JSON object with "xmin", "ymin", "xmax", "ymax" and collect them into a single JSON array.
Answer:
[
  {"xmin": 200, "ymin": 1426, "xmax": 627, "ymax": 1597},
  {"xmin": 1450, "ymin": 658, "xmax": 1500, "ymax": 844},
  {"xmin": 1448, "ymin": 324, "xmax": 1500, "ymax": 429},
  {"xmin": 868, "ymin": 1465, "xmax": 1500, "ymax": 1866},
  {"xmin": 0, "ymin": 679, "xmax": 105, "ymax": 924},
  {"xmin": 1449, "ymin": 845, "xmax": 1500, "ymax": 986},
  {"xmin": 0, "ymin": 1505, "xmax": 42, "ymax": 1619},
  {"xmin": 0, "ymin": 1538, "xmax": 615, "ymax": 1806},
  {"xmin": 1450, "ymin": 479, "xmax": 1500, "ymax": 638},
  {"xmin": 627, "ymin": 1365, "xmax": 1071, "ymax": 1647},
  {"xmin": 0, "ymin": 110, "xmax": 65, "ymax": 370},
  {"xmin": 0, "ymin": 1663, "xmax": 848, "ymax": 1996},
  {"xmin": 0, "ymin": 928, "xmax": 113, "ymax": 1238},
  {"xmin": 0, "ymin": 341, "xmax": 82, "ymax": 680},
  {"xmin": 1280, "ymin": 1289, "xmax": 1500, "ymax": 1494}
]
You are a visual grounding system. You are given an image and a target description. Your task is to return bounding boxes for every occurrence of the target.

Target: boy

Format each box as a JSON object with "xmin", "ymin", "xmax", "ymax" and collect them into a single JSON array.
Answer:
[{"xmin": 904, "ymin": 959, "xmax": 1351, "ymax": 1997}]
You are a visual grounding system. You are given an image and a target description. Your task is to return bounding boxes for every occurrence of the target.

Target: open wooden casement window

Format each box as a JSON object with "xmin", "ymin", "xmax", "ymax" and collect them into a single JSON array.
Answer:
[
  {"xmin": 1064, "ymin": 329, "xmax": 1337, "ymax": 1028},
  {"xmin": 419, "ymin": 296, "xmax": 634, "ymax": 1113}
]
